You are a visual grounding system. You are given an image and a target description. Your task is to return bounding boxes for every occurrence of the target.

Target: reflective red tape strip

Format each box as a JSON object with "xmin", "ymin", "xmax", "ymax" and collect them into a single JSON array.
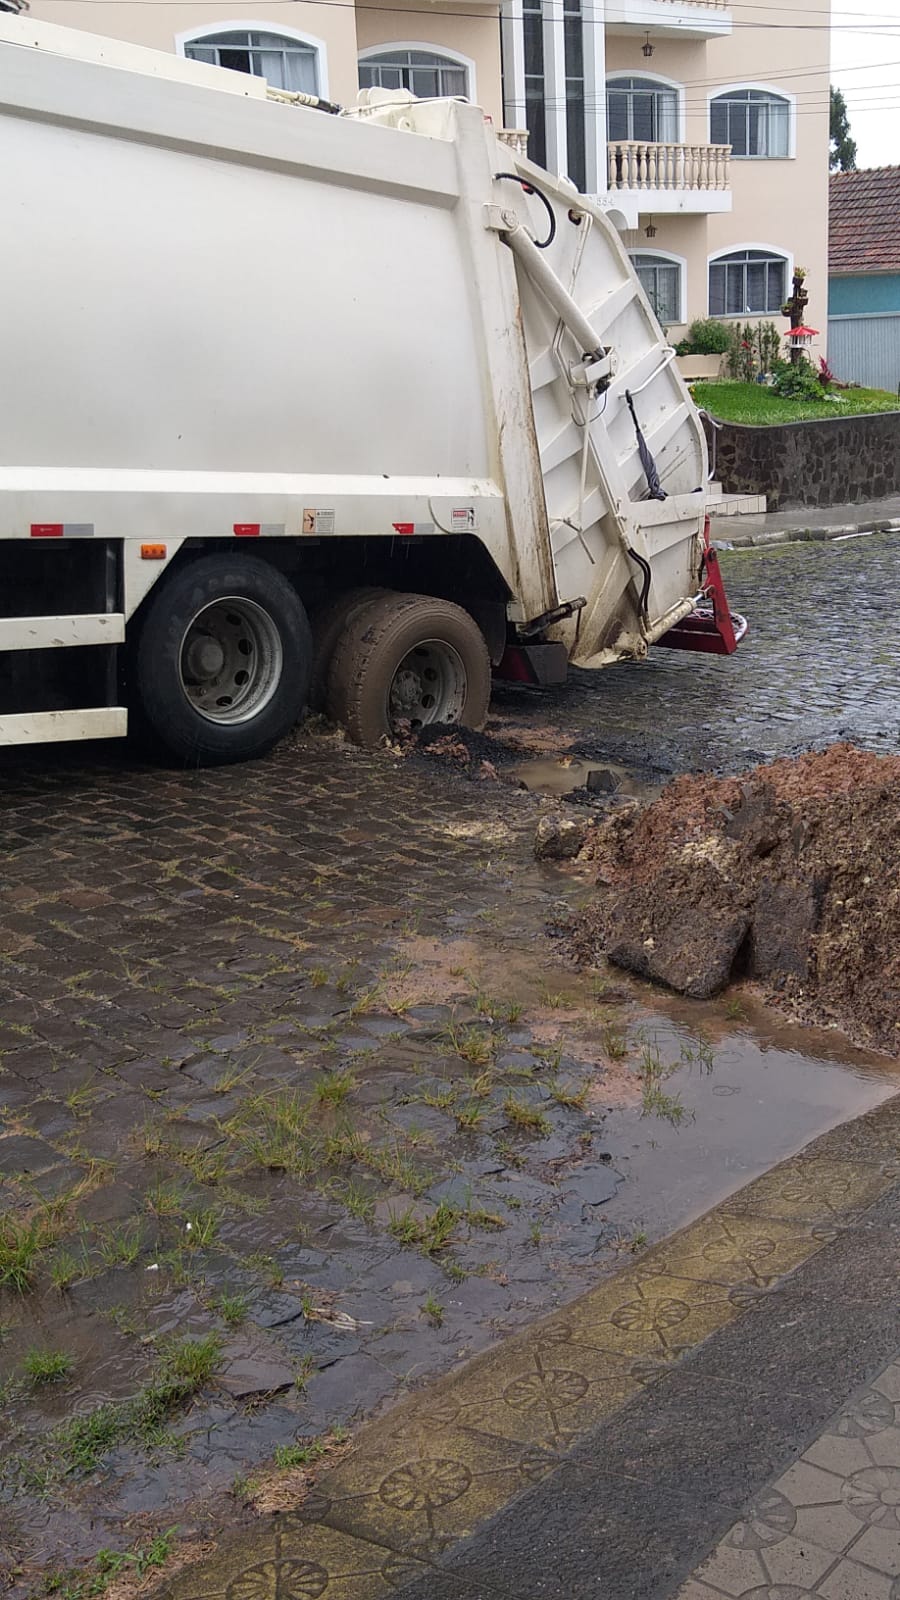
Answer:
[
  {"xmin": 392, "ymin": 523, "xmax": 415, "ymax": 536},
  {"xmin": 31, "ymin": 524, "xmax": 64, "ymax": 538},
  {"xmin": 233, "ymin": 524, "xmax": 261, "ymax": 537}
]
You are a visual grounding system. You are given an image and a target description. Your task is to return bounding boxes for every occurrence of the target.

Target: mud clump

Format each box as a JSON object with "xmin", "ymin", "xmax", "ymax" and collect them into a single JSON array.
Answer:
[
  {"xmin": 534, "ymin": 811, "xmax": 593, "ymax": 860},
  {"xmin": 402, "ymin": 721, "xmax": 523, "ymax": 779},
  {"xmin": 568, "ymin": 744, "xmax": 900, "ymax": 1053}
]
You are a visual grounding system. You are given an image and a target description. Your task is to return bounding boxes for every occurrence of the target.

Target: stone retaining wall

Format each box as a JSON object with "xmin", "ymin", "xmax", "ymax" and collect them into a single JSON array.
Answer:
[{"xmin": 713, "ymin": 409, "xmax": 900, "ymax": 509}]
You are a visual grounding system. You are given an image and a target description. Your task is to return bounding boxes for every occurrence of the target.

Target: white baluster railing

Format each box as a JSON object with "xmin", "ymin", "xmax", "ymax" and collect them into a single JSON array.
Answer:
[
  {"xmin": 497, "ymin": 128, "xmax": 529, "ymax": 156},
  {"xmin": 607, "ymin": 141, "xmax": 731, "ymax": 191}
]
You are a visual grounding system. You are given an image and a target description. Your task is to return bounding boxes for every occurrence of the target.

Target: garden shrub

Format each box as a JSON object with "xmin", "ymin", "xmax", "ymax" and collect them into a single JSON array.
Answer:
[
  {"xmin": 675, "ymin": 318, "xmax": 733, "ymax": 356},
  {"xmin": 770, "ymin": 355, "xmax": 825, "ymax": 401}
]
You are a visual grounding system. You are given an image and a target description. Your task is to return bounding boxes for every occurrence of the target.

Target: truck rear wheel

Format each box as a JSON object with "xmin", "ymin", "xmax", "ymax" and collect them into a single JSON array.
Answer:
[
  {"xmin": 133, "ymin": 554, "xmax": 312, "ymax": 764},
  {"xmin": 309, "ymin": 587, "xmax": 388, "ymax": 712},
  {"xmin": 326, "ymin": 591, "xmax": 491, "ymax": 748}
]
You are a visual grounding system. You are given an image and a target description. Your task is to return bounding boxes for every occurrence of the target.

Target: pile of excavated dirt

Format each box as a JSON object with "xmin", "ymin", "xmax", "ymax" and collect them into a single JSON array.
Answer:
[{"xmin": 567, "ymin": 744, "xmax": 900, "ymax": 1054}]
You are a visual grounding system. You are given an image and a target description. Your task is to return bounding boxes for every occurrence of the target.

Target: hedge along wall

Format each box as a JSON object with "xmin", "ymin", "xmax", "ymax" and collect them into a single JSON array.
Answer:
[{"xmin": 713, "ymin": 410, "xmax": 900, "ymax": 510}]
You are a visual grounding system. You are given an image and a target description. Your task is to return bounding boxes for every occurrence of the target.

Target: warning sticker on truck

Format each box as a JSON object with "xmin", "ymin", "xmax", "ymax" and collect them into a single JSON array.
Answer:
[
  {"xmin": 451, "ymin": 507, "xmax": 477, "ymax": 531},
  {"xmin": 302, "ymin": 508, "xmax": 335, "ymax": 535}
]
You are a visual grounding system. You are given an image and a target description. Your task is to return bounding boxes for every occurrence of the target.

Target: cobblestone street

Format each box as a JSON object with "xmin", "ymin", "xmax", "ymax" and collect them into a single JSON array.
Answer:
[
  {"xmin": 491, "ymin": 532, "xmax": 900, "ymax": 774},
  {"xmin": 0, "ymin": 534, "xmax": 898, "ymax": 1593}
]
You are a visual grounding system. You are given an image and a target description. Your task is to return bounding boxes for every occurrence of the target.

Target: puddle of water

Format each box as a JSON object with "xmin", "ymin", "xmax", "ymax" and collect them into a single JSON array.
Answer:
[
  {"xmin": 0, "ymin": 1302, "xmax": 157, "ymax": 1433},
  {"xmin": 434, "ymin": 916, "xmax": 899, "ymax": 1250},
  {"xmin": 593, "ymin": 1003, "xmax": 898, "ymax": 1244},
  {"xmin": 513, "ymin": 755, "xmax": 659, "ymax": 799}
]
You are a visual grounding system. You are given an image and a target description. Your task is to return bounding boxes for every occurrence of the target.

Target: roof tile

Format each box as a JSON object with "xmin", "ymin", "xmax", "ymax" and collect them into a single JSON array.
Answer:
[{"xmin": 829, "ymin": 167, "xmax": 900, "ymax": 275}]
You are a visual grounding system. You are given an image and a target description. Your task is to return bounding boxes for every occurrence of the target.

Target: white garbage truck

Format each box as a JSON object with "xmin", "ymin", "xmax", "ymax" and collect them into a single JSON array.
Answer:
[{"xmin": 0, "ymin": 15, "xmax": 743, "ymax": 763}]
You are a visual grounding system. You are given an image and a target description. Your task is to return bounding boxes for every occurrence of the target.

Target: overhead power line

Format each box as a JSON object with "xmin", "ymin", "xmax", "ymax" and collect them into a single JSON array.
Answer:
[{"xmin": 31, "ymin": 0, "xmax": 900, "ymax": 28}]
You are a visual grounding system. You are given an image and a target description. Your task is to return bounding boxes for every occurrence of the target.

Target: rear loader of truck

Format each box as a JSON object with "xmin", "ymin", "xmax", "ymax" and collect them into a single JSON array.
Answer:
[{"xmin": 0, "ymin": 16, "xmax": 744, "ymax": 763}]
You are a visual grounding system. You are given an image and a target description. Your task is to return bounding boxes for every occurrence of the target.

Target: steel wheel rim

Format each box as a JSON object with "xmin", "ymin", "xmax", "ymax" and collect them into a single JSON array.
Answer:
[
  {"xmin": 388, "ymin": 638, "xmax": 467, "ymax": 731},
  {"xmin": 179, "ymin": 597, "xmax": 283, "ymax": 725}
]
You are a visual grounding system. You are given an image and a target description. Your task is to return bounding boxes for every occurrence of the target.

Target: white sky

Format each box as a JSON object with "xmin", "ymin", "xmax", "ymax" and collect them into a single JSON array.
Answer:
[{"xmin": 831, "ymin": 0, "xmax": 900, "ymax": 169}]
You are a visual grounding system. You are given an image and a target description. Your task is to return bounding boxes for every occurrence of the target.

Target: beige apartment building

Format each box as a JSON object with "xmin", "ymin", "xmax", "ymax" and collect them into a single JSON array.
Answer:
[{"xmin": 27, "ymin": 0, "xmax": 829, "ymax": 337}]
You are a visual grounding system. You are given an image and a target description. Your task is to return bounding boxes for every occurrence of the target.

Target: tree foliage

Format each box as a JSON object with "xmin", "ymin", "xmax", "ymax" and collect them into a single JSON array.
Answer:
[{"xmin": 830, "ymin": 86, "xmax": 857, "ymax": 171}]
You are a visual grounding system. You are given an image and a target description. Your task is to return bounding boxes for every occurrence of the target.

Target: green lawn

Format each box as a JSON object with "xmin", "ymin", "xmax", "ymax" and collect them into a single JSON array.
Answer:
[{"xmin": 690, "ymin": 380, "xmax": 900, "ymax": 426}]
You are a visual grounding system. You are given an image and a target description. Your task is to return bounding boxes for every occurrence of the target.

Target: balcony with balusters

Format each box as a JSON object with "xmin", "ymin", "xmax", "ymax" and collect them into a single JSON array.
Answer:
[{"xmin": 606, "ymin": 139, "xmax": 733, "ymax": 218}]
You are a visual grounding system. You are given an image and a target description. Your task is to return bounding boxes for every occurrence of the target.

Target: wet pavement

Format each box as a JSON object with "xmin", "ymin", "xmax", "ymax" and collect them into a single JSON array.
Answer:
[
  {"xmin": 158, "ymin": 1095, "xmax": 900, "ymax": 1600},
  {"xmin": 491, "ymin": 529, "xmax": 900, "ymax": 776},
  {"xmin": 0, "ymin": 534, "xmax": 898, "ymax": 1594}
]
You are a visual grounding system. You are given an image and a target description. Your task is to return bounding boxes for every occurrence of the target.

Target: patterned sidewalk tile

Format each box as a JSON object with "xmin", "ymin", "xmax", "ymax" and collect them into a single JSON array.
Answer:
[
  {"xmin": 408, "ymin": 1339, "xmax": 640, "ymax": 1454},
  {"xmin": 542, "ymin": 1270, "xmax": 738, "ymax": 1364},
  {"xmin": 677, "ymin": 1358, "xmax": 900, "ymax": 1599},
  {"xmin": 636, "ymin": 1212, "xmax": 824, "ymax": 1291},
  {"xmin": 164, "ymin": 1524, "xmax": 432, "ymax": 1600},
  {"xmin": 716, "ymin": 1157, "xmax": 896, "ymax": 1227}
]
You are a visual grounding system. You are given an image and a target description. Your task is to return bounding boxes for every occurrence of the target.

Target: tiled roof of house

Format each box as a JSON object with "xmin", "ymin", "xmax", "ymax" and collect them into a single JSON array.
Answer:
[{"xmin": 829, "ymin": 166, "xmax": 900, "ymax": 275}]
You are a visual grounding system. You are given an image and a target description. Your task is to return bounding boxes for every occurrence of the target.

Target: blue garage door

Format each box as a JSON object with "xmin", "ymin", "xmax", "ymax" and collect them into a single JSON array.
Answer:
[{"xmin": 828, "ymin": 313, "xmax": 900, "ymax": 391}]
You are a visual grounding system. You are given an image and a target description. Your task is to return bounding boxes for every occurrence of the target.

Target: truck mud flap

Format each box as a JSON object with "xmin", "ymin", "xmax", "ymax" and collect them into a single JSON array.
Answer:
[{"xmin": 493, "ymin": 641, "xmax": 569, "ymax": 686}]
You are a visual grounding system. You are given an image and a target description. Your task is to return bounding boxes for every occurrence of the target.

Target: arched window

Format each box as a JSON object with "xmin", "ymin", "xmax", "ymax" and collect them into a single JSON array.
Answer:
[
  {"xmin": 358, "ymin": 48, "xmax": 470, "ymax": 99},
  {"xmin": 183, "ymin": 28, "xmax": 319, "ymax": 94},
  {"xmin": 630, "ymin": 252, "xmax": 683, "ymax": 325},
  {"xmin": 709, "ymin": 248, "xmax": 788, "ymax": 316},
  {"xmin": 607, "ymin": 76, "xmax": 679, "ymax": 144},
  {"xmin": 710, "ymin": 88, "xmax": 791, "ymax": 158}
]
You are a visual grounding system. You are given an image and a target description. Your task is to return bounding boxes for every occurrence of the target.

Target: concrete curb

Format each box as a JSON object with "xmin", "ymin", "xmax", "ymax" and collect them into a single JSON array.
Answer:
[{"xmin": 714, "ymin": 515, "xmax": 900, "ymax": 551}]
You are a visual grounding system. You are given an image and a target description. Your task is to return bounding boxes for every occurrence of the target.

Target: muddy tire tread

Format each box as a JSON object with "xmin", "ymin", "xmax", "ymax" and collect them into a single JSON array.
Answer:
[
  {"xmin": 326, "ymin": 591, "xmax": 490, "ymax": 747},
  {"xmin": 309, "ymin": 586, "xmax": 389, "ymax": 711}
]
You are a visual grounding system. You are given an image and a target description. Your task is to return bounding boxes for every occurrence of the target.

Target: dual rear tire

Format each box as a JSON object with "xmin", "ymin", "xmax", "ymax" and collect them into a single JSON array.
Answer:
[
  {"xmin": 131, "ymin": 556, "xmax": 490, "ymax": 763},
  {"xmin": 324, "ymin": 590, "xmax": 491, "ymax": 748}
]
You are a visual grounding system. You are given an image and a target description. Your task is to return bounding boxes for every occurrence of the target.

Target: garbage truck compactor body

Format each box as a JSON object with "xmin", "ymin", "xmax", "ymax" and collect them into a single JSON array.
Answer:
[{"xmin": 0, "ymin": 16, "xmax": 744, "ymax": 762}]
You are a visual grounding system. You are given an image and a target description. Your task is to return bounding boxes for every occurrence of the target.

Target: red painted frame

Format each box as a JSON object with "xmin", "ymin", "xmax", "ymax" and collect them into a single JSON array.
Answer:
[{"xmin": 656, "ymin": 520, "xmax": 748, "ymax": 655}]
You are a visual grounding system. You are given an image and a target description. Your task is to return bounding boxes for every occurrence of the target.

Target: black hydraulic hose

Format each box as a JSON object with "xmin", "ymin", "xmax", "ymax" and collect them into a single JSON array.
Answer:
[{"xmin": 492, "ymin": 172, "xmax": 557, "ymax": 250}]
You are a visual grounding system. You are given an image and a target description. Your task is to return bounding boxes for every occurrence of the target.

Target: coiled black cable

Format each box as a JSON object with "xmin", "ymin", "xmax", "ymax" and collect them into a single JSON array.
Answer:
[{"xmin": 492, "ymin": 172, "xmax": 557, "ymax": 250}]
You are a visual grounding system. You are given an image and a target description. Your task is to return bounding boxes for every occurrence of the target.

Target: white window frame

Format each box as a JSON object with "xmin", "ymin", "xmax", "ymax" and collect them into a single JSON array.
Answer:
[
  {"xmin": 707, "ymin": 82, "xmax": 796, "ymax": 159},
  {"xmin": 606, "ymin": 71, "xmax": 685, "ymax": 145},
  {"xmin": 707, "ymin": 241, "xmax": 794, "ymax": 318},
  {"xmin": 357, "ymin": 41, "xmax": 476, "ymax": 103},
  {"xmin": 629, "ymin": 248, "xmax": 687, "ymax": 326},
  {"xmin": 176, "ymin": 20, "xmax": 330, "ymax": 97}
]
